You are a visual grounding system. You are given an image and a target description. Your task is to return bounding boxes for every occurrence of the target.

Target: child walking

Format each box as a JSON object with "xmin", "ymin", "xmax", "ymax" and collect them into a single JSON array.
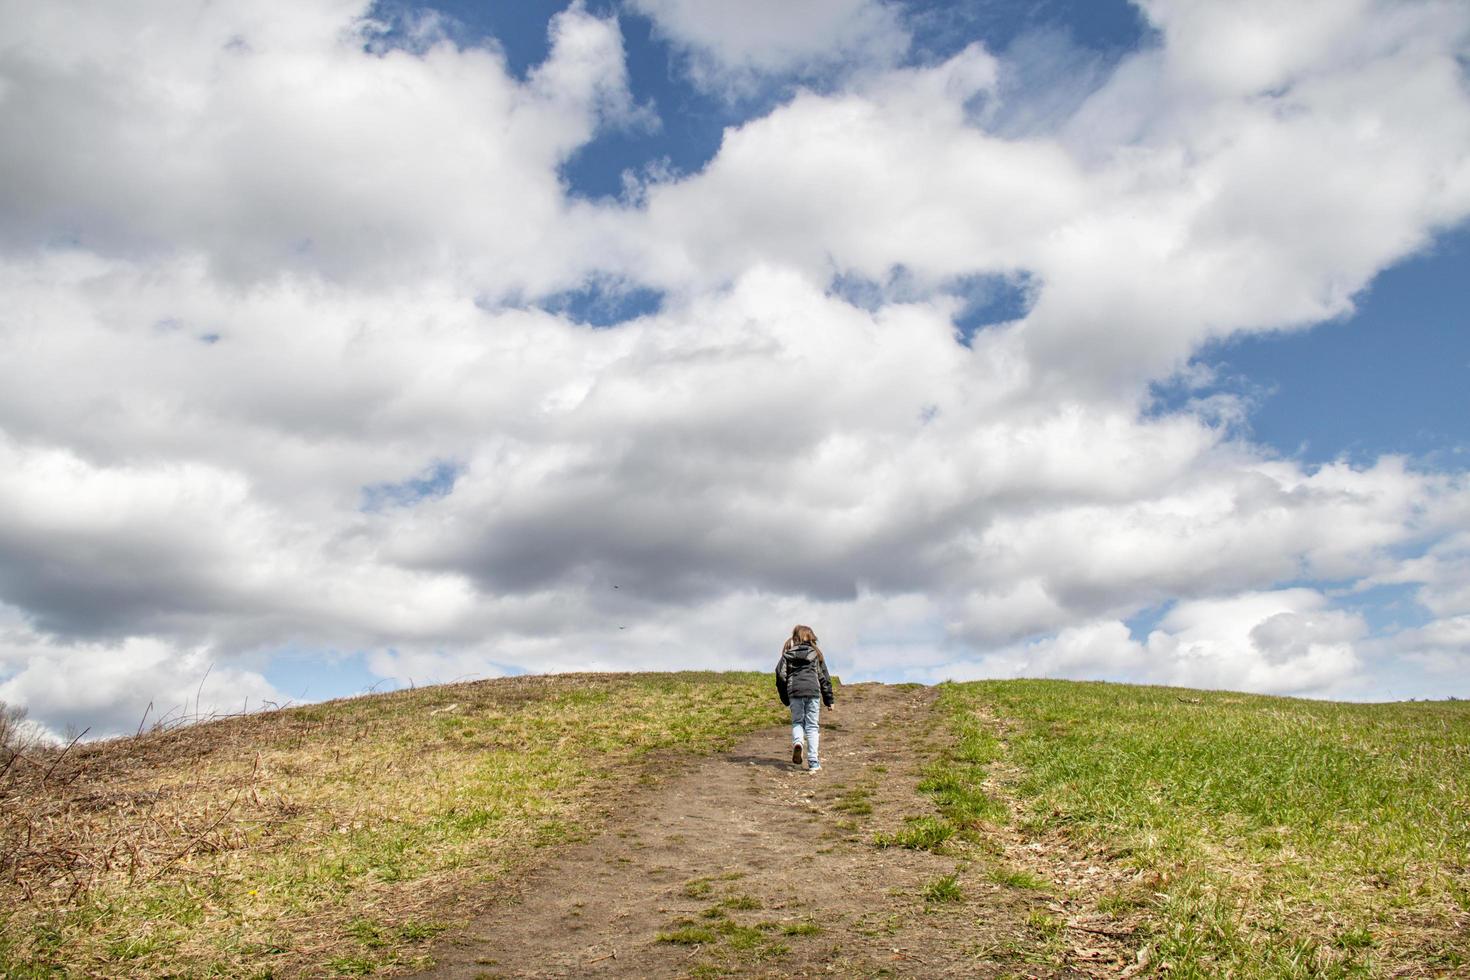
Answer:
[{"xmin": 775, "ymin": 625, "xmax": 835, "ymax": 772}]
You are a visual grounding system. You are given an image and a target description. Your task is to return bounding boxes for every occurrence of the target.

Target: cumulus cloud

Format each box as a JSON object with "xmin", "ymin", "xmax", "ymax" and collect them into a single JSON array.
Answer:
[
  {"xmin": 630, "ymin": 0, "xmax": 911, "ymax": 96},
  {"xmin": 928, "ymin": 589, "xmax": 1367, "ymax": 698},
  {"xmin": 1, "ymin": 0, "xmax": 1469, "ymax": 735},
  {"xmin": 1145, "ymin": 591, "xmax": 1367, "ymax": 696},
  {"xmin": 0, "ymin": 0, "xmax": 636, "ymax": 294},
  {"xmin": 1392, "ymin": 615, "xmax": 1470, "ymax": 677},
  {"xmin": 623, "ymin": 1, "xmax": 1470, "ymax": 396},
  {"xmin": 0, "ymin": 606, "xmax": 285, "ymax": 740}
]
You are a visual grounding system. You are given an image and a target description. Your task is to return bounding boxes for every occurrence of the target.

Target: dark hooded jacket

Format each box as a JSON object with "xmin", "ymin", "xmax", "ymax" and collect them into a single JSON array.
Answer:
[{"xmin": 776, "ymin": 643, "xmax": 834, "ymax": 707}]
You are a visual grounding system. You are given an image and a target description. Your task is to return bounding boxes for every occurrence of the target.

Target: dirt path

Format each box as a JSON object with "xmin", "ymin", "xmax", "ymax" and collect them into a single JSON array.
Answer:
[{"xmin": 412, "ymin": 683, "xmax": 1070, "ymax": 978}]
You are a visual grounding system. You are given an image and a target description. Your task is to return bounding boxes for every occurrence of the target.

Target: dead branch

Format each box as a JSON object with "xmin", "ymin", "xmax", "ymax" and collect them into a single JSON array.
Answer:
[
  {"xmin": 42, "ymin": 727, "xmax": 90, "ymax": 784},
  {"xmin": 0, "ymin": 745, "xmax": 24, "ymax": 782},
  {"xmin": 142, "ymin": 786, "xmax": 245, "ymax": 884},
  {"xmin": 1067, "ymin": 921, "xmax": 1136, "ymax": 939},
  {"xmin": 195, "ymin": 663, "xmax": 214, "ymax": 723}
]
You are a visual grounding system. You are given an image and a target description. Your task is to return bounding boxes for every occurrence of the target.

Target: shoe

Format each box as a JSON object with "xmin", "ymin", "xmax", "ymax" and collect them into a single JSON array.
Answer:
[
  {"xmin": 808, "ymin": 764, "xmax": 822, "ymax": 773},
  {"xmin": 791, "ymin": 743, "xmax": 803, "ymax": 765}
]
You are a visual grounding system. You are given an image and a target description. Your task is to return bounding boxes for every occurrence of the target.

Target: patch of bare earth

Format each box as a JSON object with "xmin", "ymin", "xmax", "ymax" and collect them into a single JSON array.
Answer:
[{"xmin": 412, "ymin": 684, "xmax": 1083, "ymax": 979}]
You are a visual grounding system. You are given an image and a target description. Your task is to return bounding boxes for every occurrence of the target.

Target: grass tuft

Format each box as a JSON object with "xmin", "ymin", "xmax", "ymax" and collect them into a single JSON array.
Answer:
[
  {"xmin": 986, "ymin": 866, "xmax": 1050, "ymax": 891},
  {"xmin": 780, "ymin": 921, "xmax": 822, "ymax": 936},
  {"xmin": 921, "ymin": 873, "xmax": 964, "ymax": 904},
  {"xmin": 874, "ymin": 816, "xmax": 953, "ymax": 853},
  {"xmin": 833, "ymin": 784, "xmax": 875, "ymax": 816}
]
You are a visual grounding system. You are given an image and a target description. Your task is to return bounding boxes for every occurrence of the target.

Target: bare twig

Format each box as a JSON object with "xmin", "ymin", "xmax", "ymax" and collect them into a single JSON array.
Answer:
[
  {"xmin": 1067, "ymin": 921, "xmax": 1136, "ymax": 939},
  {"xmin": 155, "ymin": 703, "xmax": 187, "ymax": 730},
  {"xmin": 0, "ymin": 745, "xmax": 25, "ymax": 782},
  {"xmin": 142, "ymin": 788, "xmax": 244, "ymax": 884},
  {"xmin": 42, "ymin": 727, "xmax": 90, "ymax": 783},
  {"xmin": 141, "ymin": 756, "xmax": 258, "ymax": 884},
  {"xmin": 195, "ymin": 663, "xmax": 214, "ymax": 722}
]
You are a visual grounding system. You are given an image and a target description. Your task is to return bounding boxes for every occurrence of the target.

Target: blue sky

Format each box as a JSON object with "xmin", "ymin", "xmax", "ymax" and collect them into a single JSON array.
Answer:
[
  {"xmin": 1, "ymin": 0, "xmax": 1468, "ymax": 737},
  {"xmin": 1201, "ymin": 226, "xmax": 1469, "ymax": 468}
]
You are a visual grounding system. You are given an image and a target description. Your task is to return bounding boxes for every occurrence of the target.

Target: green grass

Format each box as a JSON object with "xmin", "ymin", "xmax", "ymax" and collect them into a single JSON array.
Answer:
[
  {"xmin": 1, "ymin": 672, "xmax": 775, "ymax": 979},
  {"xmin": 868, "ymin": 708, "xmax": 1006, "ymax": 856},
  {"xmin": 682, "ymin": 878, "xmax": 715, "ymax": 898},
  {"xmin": 716, "ymin": 920, "xmax": 767, "ymax": 950},
  {"xmin": 874, "ymin": 815, "xmax": 954, "ymax": 852},
  {"xmin": 921, "ymin": 873, "xmax": 964, "ymax": 904},
  {"xmin": 985, "ymin": 866, "xmax": 1050, "ymax": 891},
  {"xmin": 658, "ymin": 925, "xmax": 718, "ymax": 945},
  {"xmin": 833, "ymin": 785, "xmax": 875, "ymax": 816},
  {"xmin": 937, "ymin": 679, "xmax": 1470, "ymax": 976},
  {"xmin": 891, "ymin": 704, "xmax": 1008, "ymax": 853},
  {"xmin": 664, "ymin": 915, "xmax": 797, "ymax": 970},
  {"xmin": 779, "ymin": 921, "xmax": 822, "ymax": 936}
]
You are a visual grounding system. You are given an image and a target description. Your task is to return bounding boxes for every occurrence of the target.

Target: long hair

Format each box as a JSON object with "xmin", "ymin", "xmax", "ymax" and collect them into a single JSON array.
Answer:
[{"xmin": 783, "ymin": 624, "xmax": 823, "ymax": 660}]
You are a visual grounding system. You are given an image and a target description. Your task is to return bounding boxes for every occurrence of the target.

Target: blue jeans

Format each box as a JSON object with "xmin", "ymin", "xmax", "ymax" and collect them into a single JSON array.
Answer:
[{"xmin": 790, "ymin": 697, "xmax": 821, "ymax": 768}]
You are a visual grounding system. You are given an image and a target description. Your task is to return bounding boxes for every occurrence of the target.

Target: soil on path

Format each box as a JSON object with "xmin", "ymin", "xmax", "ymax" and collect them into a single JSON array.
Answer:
[{"xmin": 412, "ymin": 683, "xmax": 1074, "ymax": 979}]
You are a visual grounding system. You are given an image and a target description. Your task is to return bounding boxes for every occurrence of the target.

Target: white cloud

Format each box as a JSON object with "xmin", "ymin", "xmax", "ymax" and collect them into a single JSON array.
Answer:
[
  {"xmin": 1392, "ymin": 615, "xmax": 1470, "ymax": 676},
  {"xmin": 623, "ymin": 2, "xmax": 1470, "ymax": 395},
  {"xmin": 0, "ymin": 0, "xmax": 636, "ymax": 294},
  {"xmin": 1144, "ymin": 591, "xmax": 1366, "ymax": 696},
  {"xmin": 927, "ymin": 589, "xmax": 1368, "ymax": 698},
  {"xmin": 630, "ymin": 0, "xmax": 910, "ymax": 96},
  {"xmin": 928, "ymin": 620, "xmax": 1147, "ymax": 684},
  {"xmin": 0, "ymin": 609, "xmax": 285, "ymax": 740},
  {"xmin": 1137, "ymin": 0, "xmax": 1425, "ymax": 98}
]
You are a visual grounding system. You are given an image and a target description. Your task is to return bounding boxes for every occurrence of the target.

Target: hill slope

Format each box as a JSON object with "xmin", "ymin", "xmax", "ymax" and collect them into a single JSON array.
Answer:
[{"xmin": 2, "ymin": 674, "xmax": 1466, "ymax": 977}]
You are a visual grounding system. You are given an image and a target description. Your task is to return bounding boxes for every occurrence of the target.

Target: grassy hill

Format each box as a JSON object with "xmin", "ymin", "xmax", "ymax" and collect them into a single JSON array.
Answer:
[
  {"xmin": 1, "ymin": 673, "xmax": 776, "ymax": 978},
  {"xmin": 2, "ymin": 674, "xmax": 1466, "ymax": 978},
  {"xmin": 927, "ymin": 681, "xmax": 1470, "ymax": 977}
]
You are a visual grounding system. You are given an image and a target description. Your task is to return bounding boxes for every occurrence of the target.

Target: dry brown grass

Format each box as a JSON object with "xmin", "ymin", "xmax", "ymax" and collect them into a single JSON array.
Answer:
[{"xmin": 0, "ymin": 671, "xmax": 773, "ymax": 978}]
